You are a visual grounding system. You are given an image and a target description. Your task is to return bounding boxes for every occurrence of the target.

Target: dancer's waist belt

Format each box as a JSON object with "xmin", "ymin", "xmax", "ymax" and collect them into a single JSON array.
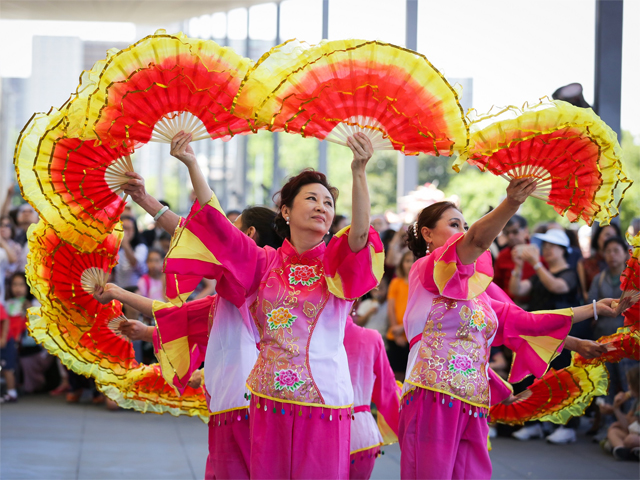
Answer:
[{"xmin": 353, "ymin": 405, "xmax": 371, "ymax": 413}]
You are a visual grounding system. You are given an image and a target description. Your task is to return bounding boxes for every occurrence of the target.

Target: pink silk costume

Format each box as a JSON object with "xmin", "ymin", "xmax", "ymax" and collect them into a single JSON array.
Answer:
[
  {"xmin": 160, "ymin": 194, "xmax": 384, "ymax": 479},
  {"xmin": 399, "ymin": 233, "xmax": 574, "ymax": 480},
  {"xmin": 344, "ymin": 316, "xmax": 401, "ymax": 480},
  {"xmin": 152, "ymin": 294, "xmax": 258, "ymax": 480}
]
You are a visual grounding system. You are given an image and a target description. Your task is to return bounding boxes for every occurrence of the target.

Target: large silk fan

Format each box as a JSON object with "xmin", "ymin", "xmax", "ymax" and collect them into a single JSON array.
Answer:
[
  {"xmin": 25, "ymin": 220, "xmax": 122, "ymax": 340},
  {"xmin": 98, "ymin": 364, "xmax": 209, "ymax": 421},
  {"xmin": 490, "ymin": 364, "xmax": 608, "ymax": 425},
  {"xmin": 15, "ymin": 108, "xmax": 134, "ymax": 252},
  {"xmin": 66, "ymin": 29, "xmax": 254, "ymax": 148},
  {"xmin": 573, "ymin": 329, "xmax": 640, "ymax": 367},
  {"xmin": 234, "ymin": 39, "xmax": 468, "ymax": 156},
  {"xmin": 454, "ymin": 99, "xmax": 632, "ymax": 225},
  {"xmin": 617, "ymin": 233, "xmax": 640, "ymax": 317}
]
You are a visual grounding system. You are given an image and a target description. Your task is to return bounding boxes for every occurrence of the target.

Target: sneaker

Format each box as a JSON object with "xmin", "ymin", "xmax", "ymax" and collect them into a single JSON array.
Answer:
[
  {"xmin": 512, "ymin": 424, "xmax": 544, "ymax": 441},
  {"xmin": 613, "ymin": 447, "xmax": 631, "ymax": 461},
  {"xmin": 0, "ymin": 393, "xmax": 17, "ymax": 404},
  {"xmin": 66, "ymin": 391, "xmax": 82, "ymax": 403},
  {"xmin": 631, "ymin": 447, "xmax": 639, "ymax": 461},
  {"xmin": 546, "ymin": 427, "xmax": 577, "ymax": 444},
  {"xmin": 600, "ymin": 438, "xmax": 613, "ymax": 454}
]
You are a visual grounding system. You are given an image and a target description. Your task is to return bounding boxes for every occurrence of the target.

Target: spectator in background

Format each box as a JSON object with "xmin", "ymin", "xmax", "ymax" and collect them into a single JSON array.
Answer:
[
  {"xmin": 628, "ymin": 218, "xmax": 640, "ymax": 237},
  {"xmin": 386, "ymin": 250, "xmax": 414, "ymax": 381},
  {"xmin": 13, "ymin": 203, "xmax": 38, "ymax": 246},
  {"xmin": 589, "ymin": 237, "xmax": 635, "ymax": 398},
  {"xmin": 137, "ymin": 249, "xmax": 167, "ymax": 303},
  {"xmin": 157, "ymin": 231, "xmax": 172, "ymax": 255},
  {"xmin": 0, "ymin": 302, "xmax": 18, "ymax": 403},
  {"xmin": 371, "ymin": 214, "xmax": 389, "ymax": 234},
  {"xmin": 331, "ymin": 214, "xmax": 348, "ymax": 235},
  {"xmin": 601, "ymin": 366, "xmax": 640, "ymax": 461},
  {"xmin": 0, "ymin": 216, "xmax": 20, "ymax": 305},
  {"xmin": 354, "ymin": 279, "xmax": 389, "ymax": 337},
  {"xmin": 226, "ymin": 209, "xmax": 241, "ymax": 223},
  {"xmin": 510, "ymin": 229, "xmax": 583, "ymax": 443},
  {"xmin": 493, "ymin": 215, "xmax": 537, "ymax": 307},
  {"xmin": 578, "ymin": 223, "xmax": 622, "ymax": 302},
  {"xmin": 113, "ymin": 216, "xmax": 148, "ymax": 288}
]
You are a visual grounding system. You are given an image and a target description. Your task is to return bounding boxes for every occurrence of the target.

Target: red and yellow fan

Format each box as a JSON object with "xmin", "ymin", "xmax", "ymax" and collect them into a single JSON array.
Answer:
[
  {"xmin": 98, "ymin": 364, "xmax": 209, "ymax": 422},
  {"xmin": 616, "ymin": 233, "xmax": 640, "ymax": 321},
  {"xmin": 27, "ymin": 305, "xmax": 137, "ymax": 386},
  {"xmin": 573, "ymin": 329, "xmax": 640, "ymax": 368},
  {"xmin": 490, "ymin": 364, "xmax": 608, "ymax": 425},
  {"xmin": 234, "ymin": 39, "xmax": 468, "ymax": 156},
  {"xmin": 15, "ymin": 108, "xmax": 134, "ymax": 252},
  {"xmin": 66, "ymin": 29, "xmax": 254, "ymax": 149},
  {"xmin": 25, "ymin": 220, "xmax": 122, "ymax": 339},
  {"xmin": 624, "ymin": 303, "xmax": 639, "ymax": 333},
  {"xmin": 454, "ymin": 99, "xmax": 632, "ymax": 225}
]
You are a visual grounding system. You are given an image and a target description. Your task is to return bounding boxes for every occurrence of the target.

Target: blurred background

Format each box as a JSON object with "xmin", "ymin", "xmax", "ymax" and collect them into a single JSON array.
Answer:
[{"xmin": 1, "ymin": 0, "xmax": 639, "ymax": 226}]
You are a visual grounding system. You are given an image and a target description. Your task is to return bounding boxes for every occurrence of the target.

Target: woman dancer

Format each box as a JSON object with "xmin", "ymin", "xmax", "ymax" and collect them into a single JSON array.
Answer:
[
  {"xmin": 95, "ymin": 173, "xmax": 283, "ymax": 478},
  {"xmin": 344, "ymin": 315, "xmax": 401, "ymax": 479},
  {"xmin": 164, "ymin": 131, "xmax": 381, "ymax": 478},
  {"xmin": 398, "ymin": 180, "xmax": 629, "ymax": 480}
]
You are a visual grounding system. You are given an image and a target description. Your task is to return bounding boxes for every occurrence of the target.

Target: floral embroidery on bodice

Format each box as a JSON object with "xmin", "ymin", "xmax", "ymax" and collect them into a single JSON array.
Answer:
[
  {"xmin": 406, "ymin": 294, "xmax": 498, "ymax": 407},
  {"xmin": 248, "ymin": 240, "xmax": 331, "ymax": 404}
]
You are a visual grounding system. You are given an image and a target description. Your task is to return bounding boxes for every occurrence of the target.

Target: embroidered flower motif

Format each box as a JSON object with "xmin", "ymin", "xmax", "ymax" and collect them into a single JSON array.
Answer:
[
  {"xmin": 448, "ymin": 353, "xmax": 476, "ymax": 377},
  {"xmin": 469, "ymin": 310, "xmax": 487, "ymax": 331},
  {"xmin": 288, "ymin": 265, "xmax": 320, "ymax": 287},
  {"xmin": 266, "ymin": 307, "xmax": 297, "ymax": 330},
  {"xmin": 274, "ymin": 369, "xmax": 305, "ymax": 392}
]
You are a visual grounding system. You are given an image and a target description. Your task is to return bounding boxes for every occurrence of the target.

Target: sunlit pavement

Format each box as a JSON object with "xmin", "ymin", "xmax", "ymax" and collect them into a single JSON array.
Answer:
[{"xmin": 1, "ymin": 395, "xmax": 638, "ymax": 480}]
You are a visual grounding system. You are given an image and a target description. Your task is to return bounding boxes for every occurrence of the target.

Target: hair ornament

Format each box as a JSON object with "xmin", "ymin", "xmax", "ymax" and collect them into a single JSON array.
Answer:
[{"xmin": 412, "ymin": 221, "xmax": 419, "ymax": 239}]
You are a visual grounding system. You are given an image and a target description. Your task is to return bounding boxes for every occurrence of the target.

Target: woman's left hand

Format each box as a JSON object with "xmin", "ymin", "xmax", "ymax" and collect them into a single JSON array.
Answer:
[{"xmin": 347, "ymin": 132, "xmax": 373, "ymax": 172}]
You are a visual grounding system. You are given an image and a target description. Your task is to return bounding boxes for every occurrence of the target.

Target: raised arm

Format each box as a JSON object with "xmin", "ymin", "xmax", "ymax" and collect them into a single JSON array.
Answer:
[
  {"xmin": 122, "ymin": 172, "xmax": 180, "ymax": 234},
  {"xmin": 346, "ymin": 133, "xmax": 373, "ymax": 253},
  {"xmin": 457, "ymin": 178, "xmax": 537, "ymax": 265},
  {"xmin": 170, "ymin": 132, "xmax": 213, "ymax": 206}
]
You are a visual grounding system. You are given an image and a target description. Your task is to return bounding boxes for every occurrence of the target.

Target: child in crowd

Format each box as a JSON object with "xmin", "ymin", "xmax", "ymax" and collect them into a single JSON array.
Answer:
[
  {"xmin": 137, "ymin": 249, "xmax": 167, "ymax": 303},
  {"xmin": 602, "ymin": 366, "xmax": 640, "ymax": 461},
  {"xmin": 0, "ymin": 301, "xmax": 18, "ymax": 402},
  {"xmin": 355, "ymin": 279, "xmax": 389, "ymax": 337}
]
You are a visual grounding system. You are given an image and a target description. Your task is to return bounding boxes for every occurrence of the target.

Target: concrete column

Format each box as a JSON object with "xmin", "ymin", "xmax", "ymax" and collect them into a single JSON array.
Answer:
[{"xmin": 594, "ymin": 0, "xmax": 623, "ymax": 137}]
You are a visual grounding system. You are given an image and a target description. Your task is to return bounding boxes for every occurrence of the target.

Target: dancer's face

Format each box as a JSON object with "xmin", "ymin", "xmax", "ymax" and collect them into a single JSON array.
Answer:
[
  {"xmin": 283, "ymin": 183, "xmax": 335, "ymax": 239},
  {"xmin": 421, "ymin": 208, "xmax": 468, "ymax": 251}
]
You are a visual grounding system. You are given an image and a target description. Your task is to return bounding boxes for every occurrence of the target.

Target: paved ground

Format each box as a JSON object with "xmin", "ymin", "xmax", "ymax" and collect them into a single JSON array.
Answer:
[{"xmin": 1, "ymin": 395, "xmax": 638, "ymax": 480}]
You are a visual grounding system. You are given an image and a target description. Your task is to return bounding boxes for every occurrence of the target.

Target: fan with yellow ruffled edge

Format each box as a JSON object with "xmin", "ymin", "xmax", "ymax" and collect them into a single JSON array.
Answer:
[
  {"xmin": 14, "ymin": 107, "xmax": 135, "ymax": 252},
  {"xmin": 454, "ymin": 99, "xmax": 632, "ymax": 225},
  {"xmin": 25, "ymin": 220, "xmax": 123, "ymax": 340},
  {"xmin": 234, "ymin": 39, "xmax": 468, "ymax": 156},
  {"xmin": 489, "ymin": 363, "xmax": 608, "ymax": 425},
  {"xmin": 615, "ymin": 232, "xmax": 640, "ymax": 319},
  {"xmin": 66, "ymin": 29, "xmax": 254, "ymax": 149}
]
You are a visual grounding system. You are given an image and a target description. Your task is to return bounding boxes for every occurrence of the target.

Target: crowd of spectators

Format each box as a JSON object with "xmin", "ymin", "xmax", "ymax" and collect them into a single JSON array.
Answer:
[{"xmin": 1, "ymin": 180, "xmax": 638, "ymax": 460}]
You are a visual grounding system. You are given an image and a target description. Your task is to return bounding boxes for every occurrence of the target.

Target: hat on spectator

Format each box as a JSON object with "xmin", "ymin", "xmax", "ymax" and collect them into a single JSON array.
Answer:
[{"xmin": 532, "ymin": 229, "xmax": 570, "ymax": 248}]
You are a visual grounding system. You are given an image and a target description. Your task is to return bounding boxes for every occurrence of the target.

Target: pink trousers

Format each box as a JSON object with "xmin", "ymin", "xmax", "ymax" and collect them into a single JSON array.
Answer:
[
  {"xmin": 349, "ymin": 446, "xmax": 381, "ymax": 480},
  {"xmin": 249, "ymin": 394, "xmax": 351, "ymax": 479},
  {"xmin": 205, "ymin": 408, "xmax": 251, "ymax": 480},
  {"xmin": 398, "ymin": 388, "xmax": 491, "ymax": 480}
]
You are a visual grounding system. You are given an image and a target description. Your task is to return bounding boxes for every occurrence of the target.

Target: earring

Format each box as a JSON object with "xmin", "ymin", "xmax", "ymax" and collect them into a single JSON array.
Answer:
[
  {"xmin": 286, "ymin": 217, "xmax": 290, "ymax": 225},
  {"xmin": 426, "ymin": 243, "xmax": 430, "ymax": 254}
]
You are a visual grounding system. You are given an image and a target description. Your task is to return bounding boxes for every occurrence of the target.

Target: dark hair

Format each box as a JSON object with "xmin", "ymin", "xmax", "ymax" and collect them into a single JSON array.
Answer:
[
  {"xmin": 627, "ymin": 365, "xmax": 639, "ymax": 395},
  {"xmin": 0, "ymin": 215, "xmax": 16, "ymax": 239},
  {"xmin": 147, "ymin": 248, "xmax": 165, "ymax": 260},
  {"xmin": 227, "ymin": 210, "xmax": 242, "ymax": 218},
  {"xmin": 505, "ymin": 214, "xmax": 528, "ymax": 230},
  {"xmin": 396, "ymin": 250, "xmax": 414, "ymax": 278},
  {"xmin": 381, "ymin": 228, "xmax": 396, "ymax": 253},
  {"xmin": 406, "ymin": 201, "xmax": 459, "ymax": 258},
  {"xmin": 158, "ymin": 200, "xmax": 171, "ymax": 209},
  {"xmin": 273, "ymin": 169, "xmax": 339, "ymax": 239},
  {"xmin": 331, "ymin": 215, "xmax": 347, "ymax": 234},
  {"xmin": 591, "ymin": 223, "xmax": 622, "ymax": 253},
  {"xmin": 602, "ymin": 236, "xmax": 628, "ymax": 253},
  {"xmin": 240, "ymin": 206, "xmax": 283, "ymax": 249},
  {"xmin": 121, "ymin": 215, "xmax": 143, "ymax": 249},
  {"xmin": 7, "ymin": 272, "xmax": 34, "ymax": 302},
  {"xmin": 158, "ymin": 231, "xmax": 172, "ymax": 242}
]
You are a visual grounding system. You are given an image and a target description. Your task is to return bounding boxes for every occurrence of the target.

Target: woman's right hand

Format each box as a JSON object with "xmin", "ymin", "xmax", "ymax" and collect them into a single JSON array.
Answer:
[
  {"xmin": 506, "ymin": 177, "xmax": 537, "ymax": 206},
  {"xmin": 119, "ymin": 319, "xmax": 153, "ymax": 342},
  {"xmin": 93, "ymin": 283, "xmax": 119, "ymax": 304},
  {"xmin": 170, "ymin": 131, "xmax": 197, "ymax": 167}
]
